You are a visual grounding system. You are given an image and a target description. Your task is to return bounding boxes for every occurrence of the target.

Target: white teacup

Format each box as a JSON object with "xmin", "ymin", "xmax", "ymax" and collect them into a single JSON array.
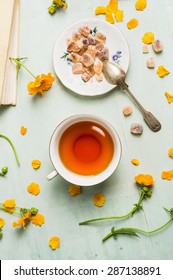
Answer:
[{"xmin": 47, "ymin": 114, "xmax": 122, "ymax": 186}]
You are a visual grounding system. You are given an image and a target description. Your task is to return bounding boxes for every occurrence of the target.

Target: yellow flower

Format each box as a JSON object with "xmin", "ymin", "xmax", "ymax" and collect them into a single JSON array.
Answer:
[
  {"xmin": 12, "ymin": 212, "xmax": 31, "ymax": 230},
  {"xmin": 165, "ymin": 92, "xmax": 173, "ymax": 103},
  {"xmin": 95, "ymin": 0, "xmax": 123, "ymax": 24},
  {"xmin": 27, "ymin": 73, "xmax": 55, "ymax": 95},
  {"xmin": 135, "ymin": 0, "xmax": 147, "ymax": 11},
  {"xmin": 142, "ymin": 32, "xmax": 155, "ymax": 44},
  {"xmin": 162, "ymin": 170, "xmax": 173, "ymax": 180},
  {"xmin": 68, "ymin": 184, "xmax": 81, "ymax": 196},
  {"xmin": 3, "ymin": 199, "xmax": 16, "ymax": 213},
  {"xmin": 131, "ymin": 159, "xmax": 140, "ymax": 166},
  {"xmin": 157, "ymin": 66, "xmax": 170, "ymax": 78},
  {"xmin": 168, "ymin": 148, "xmax": 173, "ymax": 159},
  {"xmin": 49, "ymin": 236, "xmax": 60, "ymax": 250},
  {"xmin": 127, "ymin": 18, "xmax": 139, "ymax": 29},
  {"xmin": 134, "ymin": 174, "xmax": 154, "ymax": 186},
  {"xmin": 93, "ymin": 193, "xmax": 106, "ymax": 207},
  {"xmin": 31, "ymin": 159, "xmax": 41, "ymax": 169},
  {"xmin": 31, "ymin": 213, "xmax": 45, "ymax": 226},
  {"xmin": 27, "ymin": 182, "xmax": 40, "ymax": 196},
  {"xmin": 0, "ymin": 218, "xmax": 5, "ymax": 228},
  {"xmin": 20, "ymin": 126, "xmax": 27, "ymax": 136}
]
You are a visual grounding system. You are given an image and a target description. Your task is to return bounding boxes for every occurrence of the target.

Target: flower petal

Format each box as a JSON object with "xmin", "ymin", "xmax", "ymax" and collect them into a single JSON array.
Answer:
[
  {"xmin": 157, "ymin": 66, "xmax": 170, "ymax": 77},
  {"xmin": 165, "ymin": 92, "xmax": 173, "ymax": 103},
  {"xmin": 31, "ymin": 213, "xmax": 45, "ymax": 226},
  {"xmin": 93, "ymin": 193, "xmax": 106, "ymax": 207},
  {"xmin": 27, "ymin": 182, "xmax": 40, "ymax": 196},
  {"xmin": 49, "ymin": 236, "xmax": 60, "ymax": 250},
  {"xmin": 142, "ymin": 32, "xmax": 155, "ymax": 44},
  {"xmin": 68, "ymin": 184, "xmax": 81, "ymax": 196}
]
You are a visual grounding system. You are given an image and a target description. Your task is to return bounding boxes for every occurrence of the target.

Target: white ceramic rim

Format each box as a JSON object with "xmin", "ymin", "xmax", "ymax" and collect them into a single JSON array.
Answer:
[
  {"xmin": 49, "ymin": 114, "xmax": 122, "ymax": 186},
  {"xmin": 53, "ymin": 18, "xmax": 130, "ymax": 96}
]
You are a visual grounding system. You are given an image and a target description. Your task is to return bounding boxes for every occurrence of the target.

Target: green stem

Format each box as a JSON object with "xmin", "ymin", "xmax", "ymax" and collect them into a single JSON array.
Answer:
[
  {"xmin": 0, "ymin": 206, "xmax": 21, "ymax": 216},
  {"xmin": 0, "ymin": 134, "xmax": 20, "ymax": 166},
  {"xmin": 79, "ymin": 191, "xmax": 145, "ymax": 225},
  {"xmin": 102, "ymin": 218, "xmax": 173, "ymax": 242},
  {"xmin": 9, "ymin": 57, "xmax": 36, "ymax": 79}
]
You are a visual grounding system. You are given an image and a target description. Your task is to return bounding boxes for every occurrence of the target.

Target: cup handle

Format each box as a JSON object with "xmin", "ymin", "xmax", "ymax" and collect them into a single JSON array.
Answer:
[{"xmin": 47, "ymin": 170, "xmax": 58, "ymax": 181}]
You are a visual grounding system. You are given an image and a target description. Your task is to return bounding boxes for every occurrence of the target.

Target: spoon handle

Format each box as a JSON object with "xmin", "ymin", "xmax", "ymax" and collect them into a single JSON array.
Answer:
[{"xmin": 119, "ymin": 81, "xmax": 161, "ymax": 132}]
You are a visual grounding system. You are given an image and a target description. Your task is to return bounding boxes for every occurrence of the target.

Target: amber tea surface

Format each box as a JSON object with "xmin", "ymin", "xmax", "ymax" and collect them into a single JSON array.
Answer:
[{"xmin": 59, "ymin": 121, "xmax": 114, "ymax": 175}]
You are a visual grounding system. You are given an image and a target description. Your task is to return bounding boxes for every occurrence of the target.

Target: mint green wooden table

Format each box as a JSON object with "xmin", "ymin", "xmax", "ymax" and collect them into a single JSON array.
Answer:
[{"xmin": 1, "ymin": 0, "xmax": 173, "ymax": 260}]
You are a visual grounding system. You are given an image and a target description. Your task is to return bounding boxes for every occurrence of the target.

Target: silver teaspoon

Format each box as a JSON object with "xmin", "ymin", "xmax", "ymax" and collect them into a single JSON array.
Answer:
[{"xmin": 102, "ymin": 60, "xmax": 161, "ymax": 132}]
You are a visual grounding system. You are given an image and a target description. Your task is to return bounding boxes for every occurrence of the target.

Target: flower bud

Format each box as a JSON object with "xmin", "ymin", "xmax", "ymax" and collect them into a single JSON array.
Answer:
[
  {"xmin": 2, "ymin": 166, "xmax": 8, "ymax": 175},
  {"xmin": 30, "ymin": 207, "xmax": 38, "ymax": 215},
  {"xmin": 48, "ymin": 5, "xmax": 57, "ymax": 14}
]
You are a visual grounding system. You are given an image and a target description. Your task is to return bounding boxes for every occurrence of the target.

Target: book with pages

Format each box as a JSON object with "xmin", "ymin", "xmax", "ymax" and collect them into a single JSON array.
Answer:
[{"xmin": 0, "ymin": 0, "xmax": 20, "ymax": 106}]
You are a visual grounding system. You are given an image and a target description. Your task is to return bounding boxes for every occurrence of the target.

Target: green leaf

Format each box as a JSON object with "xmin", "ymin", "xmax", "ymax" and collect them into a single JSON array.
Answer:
[{"xmin": 112, "ymin": 228, "xmax": 140, "ymax": 238}]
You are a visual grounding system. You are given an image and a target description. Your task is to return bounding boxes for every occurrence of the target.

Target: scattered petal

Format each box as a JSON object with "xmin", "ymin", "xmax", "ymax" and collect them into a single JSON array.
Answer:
[
  {"xmin": 31, "ymin": 159, "xmax": 41, "ymax": 169},
  {"xmin": 131, "ymin": 159, "xmax": 140, "ymax": 166},
  {"xmin": 106, "ymin": 0, "xmax": 118, "ymax": 13},
  {"xmin": 95, "ymin": 6, "xmax": 107, "ymax": 15},
  {"xmin": 135, "ymin": 0, "xmax": 147, "ymax": 11},
  {"xmin": 93, "ymin": 193, "xmax": 106, "ymax": 207},
  {"xmin": 20, "ymin": 126, "xmax": 27, "ymax": 136},
  {"xmin": 142, "ymin": 32, "xmax": 155, "ymax": 44},
  {"xmin": 49, "ymin": 236, "xmax": 60, "ymax": 250},
  {"xmin": 168, "ymin": 148, "xmax": 173, "ymax": 159},
  {"xmin": 162, "ymin": 170, "xmax": 173, "ymax": 180},
  {"xmin": 0, "ymin": 218, "xmax": 5, "ymax": 228},
  {"xmin": 157, "ymin": 66, "xmax": 170, "ymax": 77},
  {"xmin": 3, "ymin": 199, "xmax": 16, "ymax": 213},
  {"xmin": 134, "ymin": 174, "xmax": 154, "ymax": 186},
  {"xmin": 127, "ymin": 18, "xmax": 139, "ymax": 29},
  {"xmin": 27, "ymin": 182, "xmax": 40, "ymax": 196},
  {"xmin": 68, "ymin": 184, "xmax": 81, "ymax": 196},
  {"xmin": 114, "ymin": 10, "xmax": 124, "ymax": 22},
  {"xmin": 106, "ymin": 11, "xmax": 115, "ymax": 24},
  {"xmin": 31, "ymin": 213, "xmax": 45, "ymax": 226},
  {"xmin": 165, "ymin": 92, "xmax": 173, "ymax": 103}
]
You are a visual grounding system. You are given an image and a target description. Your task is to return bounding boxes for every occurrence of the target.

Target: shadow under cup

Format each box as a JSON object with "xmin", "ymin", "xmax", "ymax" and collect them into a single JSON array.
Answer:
[{"xmin": 48, "ymin": 115, "xmax": 122, "ymax": 186}]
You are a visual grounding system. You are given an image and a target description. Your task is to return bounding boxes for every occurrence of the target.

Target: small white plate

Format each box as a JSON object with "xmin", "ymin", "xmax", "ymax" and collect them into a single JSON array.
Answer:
[{"xmin": 53, "ymin": 18, "xmax": 130, "ymax": 96}]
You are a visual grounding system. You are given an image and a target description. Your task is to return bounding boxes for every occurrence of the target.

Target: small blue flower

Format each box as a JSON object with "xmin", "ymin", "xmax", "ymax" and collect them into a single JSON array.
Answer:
[{"xmin": 112, "ymin": 50, "xmax": 122, "ymax": 63}]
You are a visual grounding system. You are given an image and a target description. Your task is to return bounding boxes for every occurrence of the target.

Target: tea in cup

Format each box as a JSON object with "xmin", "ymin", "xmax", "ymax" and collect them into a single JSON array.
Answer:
[{"xmin": 47, "ymin": 114, "xmax": 121, "ymax": 186}]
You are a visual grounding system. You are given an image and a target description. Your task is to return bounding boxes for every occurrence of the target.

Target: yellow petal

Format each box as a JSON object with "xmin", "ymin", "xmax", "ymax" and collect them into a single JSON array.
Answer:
[
  {"xmin": 168, "ymin": 148, "xmax": 173, "ymax": 159},
  {"xmin": 114, "ymin": 10, "xmax": 124, "ymax": 22},
  {"xmin": 135, "ymin": 0, "xmax": 147, "ymax": 11},
  {"xmin": 157, "ymin": 66, "xmax": 170, "ymax": 77},
  {"xmin": 31, "ymin": 159, "xmax": 41, "ymax": 169},
  {"xmin": 106, "ymin": 0, "xmax": 118, "ymax": 13},
  {"xmin": 49, "ymin": 236, "xmax": 60, "ymax": 250},
  {"xmin": 0, "ymin": 218, "xmax": 5, "ymax": 228},
  {"xmin": 131, "ymin": 159, "xmax": 140, "ymax": 165},
  {"xmin": 31, "ymin": 213, "xmax": 45, "ymax": 226},
  {"xmin": 95, "ymin": 6, "xmax": 106, "ymax": 15},
  {"xmin": 127, "ymin": 18, "xmax": 139, "ymax": 29},
  {"xmin": 93, "ymin": 193, "xmax": 106, "ymax": 207},
  {"xmin": 20, "ymin": 126, "xmax": 27, "ymax": 136},
  {"xmin": 142, "ymin": 32, "xmax": 155, "ymax": 44},
  {"xmin": 165, "ymin": 92, "xmax": 173, "ymax": 103},
  {"xmin": 27, "ymin": 182, "xmax": 40, "ymax": 195},
  {"xmin": 162, "ymin": 170, "xmax": 173, "ymax": 180},
  {"xmin": 68, "ymin": 184, "xmax": 81, "ymax": 196},
  {"xmin": 106, "ymin": 11, "xmax": 115, "ymax": 24}
]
